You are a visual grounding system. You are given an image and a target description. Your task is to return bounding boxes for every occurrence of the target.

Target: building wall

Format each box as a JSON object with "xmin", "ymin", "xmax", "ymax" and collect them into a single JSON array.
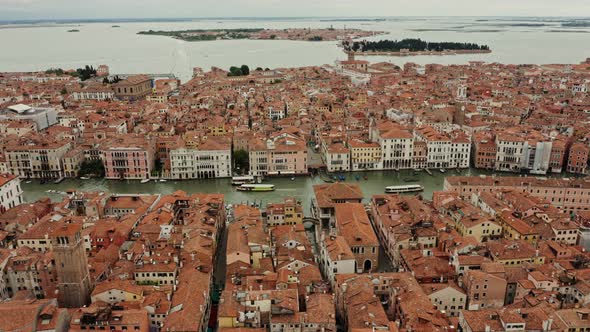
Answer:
[
  {"xmin": 428, "ymin": 287, "xmax": 467, "ymax": 317},
  {"xmin": 104, "ymin": 149, "xmax": 152, "ymax": 180},
  {"xmin": 0, "ymin": 176, "xmax": 22, "ymax": 212},
  {"xmin": 170, "ymin": 148, "xmax": 231, "ymax": 179}
]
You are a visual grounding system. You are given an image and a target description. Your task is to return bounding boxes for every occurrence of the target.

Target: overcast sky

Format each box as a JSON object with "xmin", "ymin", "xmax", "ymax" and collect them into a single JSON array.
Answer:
[{"xmin": 1, "ymin": 0, "xmax": 590, "ymax": 20}]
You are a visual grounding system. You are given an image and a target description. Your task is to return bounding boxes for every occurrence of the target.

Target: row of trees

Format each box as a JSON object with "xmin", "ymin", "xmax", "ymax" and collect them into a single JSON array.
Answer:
[
  {"xmin": 45, "ymin": 65, "xmax": 97, "ymax": 81},
  {"xmin": 228, "ymin": 65, "xmax": 250, "ymax": 77},
  {"xmin": 343, "ymin": 38, "xmax": 490, "ymax": 52}
]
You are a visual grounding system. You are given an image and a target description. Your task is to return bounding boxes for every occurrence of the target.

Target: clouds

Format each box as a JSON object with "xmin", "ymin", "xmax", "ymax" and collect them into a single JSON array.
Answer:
[{"xmin": 1, "ymin": 0, "xmax": 590, "ymax": 20}]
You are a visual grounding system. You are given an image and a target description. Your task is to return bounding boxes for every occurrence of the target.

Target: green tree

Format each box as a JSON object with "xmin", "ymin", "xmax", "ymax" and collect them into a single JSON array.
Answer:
[
  {"xmin": 79, "ymin": 159, "xmax": 105, "ymax": 178},
  {"xmin": 240, "ymin": 65, "xmax": 250, "ymax": 76},
  {"xmin": 233, "ymin": 149, "xmax": 249, "ymax": 173},
  {"xmin": 228, "ymin": 66, "xmax": 242, "ymax": 76}
]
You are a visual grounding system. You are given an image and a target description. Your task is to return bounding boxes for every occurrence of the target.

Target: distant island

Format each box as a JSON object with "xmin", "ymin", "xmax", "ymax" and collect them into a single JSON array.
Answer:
[
  {"xmin": 137, "ymin": 27, "xmax": 382, "ymax": 42},
  {"xmin": 112, "ymin": 25, "xmax": 121, "ymax": 28},
  {"xmin": 67, "ymin": 29, "xmax": 80, "ymax": 32},
  {"xmin": 342, "ymin": 38, "xmax": 491, "ymax": 56},
  {"xmin": 562, "ymin": 21, "xmax": 590, "ymax": 27}
]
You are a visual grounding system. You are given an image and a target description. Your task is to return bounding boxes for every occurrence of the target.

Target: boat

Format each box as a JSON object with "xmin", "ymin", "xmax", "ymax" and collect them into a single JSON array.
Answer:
[
  {"xmin": 338, "ymin": 174, "xmax": 346, "ymax": 181},
  {"xmin": 385, "ymin": 184, "xmax": 424, "ymax": 194},
  {"xmin": 159, "ymin": 179, "xmax": 167, "ymax": 183},
  {"xmin": 236, "ymin": 184, "xmax": 275, "ymax": 192},
  {"xmin": 141, "ymin": 179, "xmax": 150, "ymax": 184},
  {"xmin": 80, "ymin": 176, "xmax": 90, "ymax": 180},
  {"xmin": 231, "ymin": 176, "xmax": 256, "ymax": 185},
  {"xmin": 290, "ymin": 177, "xmax": 295, "ymax": 181},
  {"xmin": 25, "ymin": 180, "xmax": 32, "ymax": 184},
  {"xmin": 355, "ymin": 175, "xmax": 360, "ymax": 181},
  {"xmin": 363, "ymin": 175, "xmax": 368, "ymax": 180},
  {"xmin": 439, "ymin": 169, "xmax": 446, "ymax": 173},
  {"xmin": 54, "ymin": 177, "xmax": 65, "ymax": 184},
  {"xmin": 425, "ymin": 169, "xmax": 433, "ymax": 176}
]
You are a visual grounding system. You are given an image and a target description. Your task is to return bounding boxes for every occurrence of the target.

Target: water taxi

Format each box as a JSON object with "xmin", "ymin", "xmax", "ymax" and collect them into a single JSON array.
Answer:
[
  {"xmin": 140, "ymin": 179, "xmax": 150, "ymax": 184},
  {"xmin": 231, "ymin": 175, "xmax": 257, "ymax": 185},
  {"xmin": 385, "ymin": 184, "xmax": 424, "ymax": 194},
  {"xmin": 236, "ymin": 184, "xmax": 275, "ymax": 192},
  {"xmin": 439, "ymin": 169, "xmax": 446, "ymax": 173}
]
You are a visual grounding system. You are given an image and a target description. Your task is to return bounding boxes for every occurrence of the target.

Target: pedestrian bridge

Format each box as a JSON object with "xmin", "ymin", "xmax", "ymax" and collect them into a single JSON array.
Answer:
[{"xmin": 302, "ymin": 217, "xmax": 320, "ymax": 228}]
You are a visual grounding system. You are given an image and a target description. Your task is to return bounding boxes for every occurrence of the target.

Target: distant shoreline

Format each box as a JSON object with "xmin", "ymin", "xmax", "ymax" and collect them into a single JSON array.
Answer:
[
  {"xmin": 137, "ymin": 28, "xmax": 384, "ymax": 42},
  {"xmin": 348, "ymin": 49, "xmax": 493, "ymax": 56}
]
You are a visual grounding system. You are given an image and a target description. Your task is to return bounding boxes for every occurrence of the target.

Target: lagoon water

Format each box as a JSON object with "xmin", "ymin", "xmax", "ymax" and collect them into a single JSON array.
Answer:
[
  {"xmin": 3, "ymin": 17, "xmax": 589, "ymax": 205},
  {"xmin": 1, "ymin": 17, "xmax": 590, "ymax": 81}
]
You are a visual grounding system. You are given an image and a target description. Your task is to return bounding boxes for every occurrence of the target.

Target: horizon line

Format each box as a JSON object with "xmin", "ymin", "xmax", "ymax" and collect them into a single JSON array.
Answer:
[{"xmin": 1, "ymin": 15, "xmax": 590, "ymax": 24}]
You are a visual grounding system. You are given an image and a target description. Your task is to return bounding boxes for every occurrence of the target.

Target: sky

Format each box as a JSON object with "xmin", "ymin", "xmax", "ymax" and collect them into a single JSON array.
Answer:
[{"xmin": 1, "ymin": 0, "xmax": 590, "ymax": 20}]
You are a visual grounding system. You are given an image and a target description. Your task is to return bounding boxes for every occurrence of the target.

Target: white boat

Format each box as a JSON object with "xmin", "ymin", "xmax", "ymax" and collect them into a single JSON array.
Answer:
[
  {"xmin": 237, "ymin": 184, "xmax": 275, "ymax": 192},
  {"xmin": 231, "ymin": 175, "xmax": 256, "ymax": 185},
  {"xmin": 141, "ymin": 179, "xmax": 150, "ymax": 184},
  {"xmin": 159, "ymin": 179, "xmax": 167, "ymax": 183},
  {"xmin": 385, "ymin": 184, "xmax": 424, "ymax": 194},
  {"xmin": 439, "ymin": 169, "xmax": 446, "ymax": 173},
  {"xmin": 80, "ymin": 176, "xmax": 90, "ymax": 180}
]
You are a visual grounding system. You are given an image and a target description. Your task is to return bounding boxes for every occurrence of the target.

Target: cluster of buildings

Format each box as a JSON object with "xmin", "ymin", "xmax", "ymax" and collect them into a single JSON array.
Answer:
[
  {"xmin": 3, "ymin": 170, "xmax": 590, "ymax": 331},
  {"xmin": 0, "ymin": 58, "xmax": 590, "ymax": 331},
  {"xmin": 1, "ymin": 58, "xmax": 590, "ymax": 182},
  {"xmin": 0, "ymin": 188, "xmax": 226, "ymax": 332}
]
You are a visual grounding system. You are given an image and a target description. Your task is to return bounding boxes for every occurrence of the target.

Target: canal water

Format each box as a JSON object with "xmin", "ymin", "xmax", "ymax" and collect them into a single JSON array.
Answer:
[{"xmin": 22, "ymin": 168, "xmax": 502, "ymax": 212}]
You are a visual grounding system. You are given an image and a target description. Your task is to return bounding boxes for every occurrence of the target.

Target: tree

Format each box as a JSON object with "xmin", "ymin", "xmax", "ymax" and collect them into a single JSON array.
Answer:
[
  {"xmin": 240, "ymin": 65, "xmax": 250, "ymax": 76},
  {"xmin": 233, "ymin": 149, "xmax": 249, "ymax": 173},
  {"xmin": 60, "ymin": 88, "xmax": 68, "ymax": 95},
  {"xmin": 79, "ymin": 159, "xmax": 105, "ymax": 178}
]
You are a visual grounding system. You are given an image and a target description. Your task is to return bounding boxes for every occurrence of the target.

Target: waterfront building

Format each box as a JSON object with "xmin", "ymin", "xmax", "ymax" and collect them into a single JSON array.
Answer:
[
  {"xmin": 370, "ymin": 120, "xmax": 414, "ymax": 170},
  {"xmin": 5, "ymin": 140, "xmax": 71, "ymax": 179},
  {"xmin": 472, "ymin": 132, "xmax": 496, "ymax": 169},
  {"xmin": 444, "ymin": 176, "xmax": 590, "ymax": 213},
  {"xmin": 248, "ymin": 133, "xmax": 307, "ymax": 177},
  {"xmin": 102, "ymin": 135, "xmax": 154, "ymax": 180},
  {"xmin": 323, "ymin": 142, "xmax": 350, "ymax": 172},
  {"xmin": 567, "ymin": 142, "xmax": 589, "ymax": 174},
  {"xmin": 169, "ymin": 138, "xmax": 231, "ymax": 179},
  {"xmin": 414, "ymin": 126, "xmax": 452, "ymax": 169},
  {"xmin": 348, "ymin": 138, "xmax": 381, "ymax": 171}
]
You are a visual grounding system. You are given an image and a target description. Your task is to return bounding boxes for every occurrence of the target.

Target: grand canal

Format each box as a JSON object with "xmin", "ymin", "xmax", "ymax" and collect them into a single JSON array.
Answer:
[{"xmin": 23, "ymin": 168, "xmax": 516, "ymax": 212}]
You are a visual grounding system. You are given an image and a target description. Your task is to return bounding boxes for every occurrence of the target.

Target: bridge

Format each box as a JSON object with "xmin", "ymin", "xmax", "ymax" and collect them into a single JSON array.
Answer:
[{"xmin": 302, "ymin": 217, "xmax": 320, "ymax": 228}]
